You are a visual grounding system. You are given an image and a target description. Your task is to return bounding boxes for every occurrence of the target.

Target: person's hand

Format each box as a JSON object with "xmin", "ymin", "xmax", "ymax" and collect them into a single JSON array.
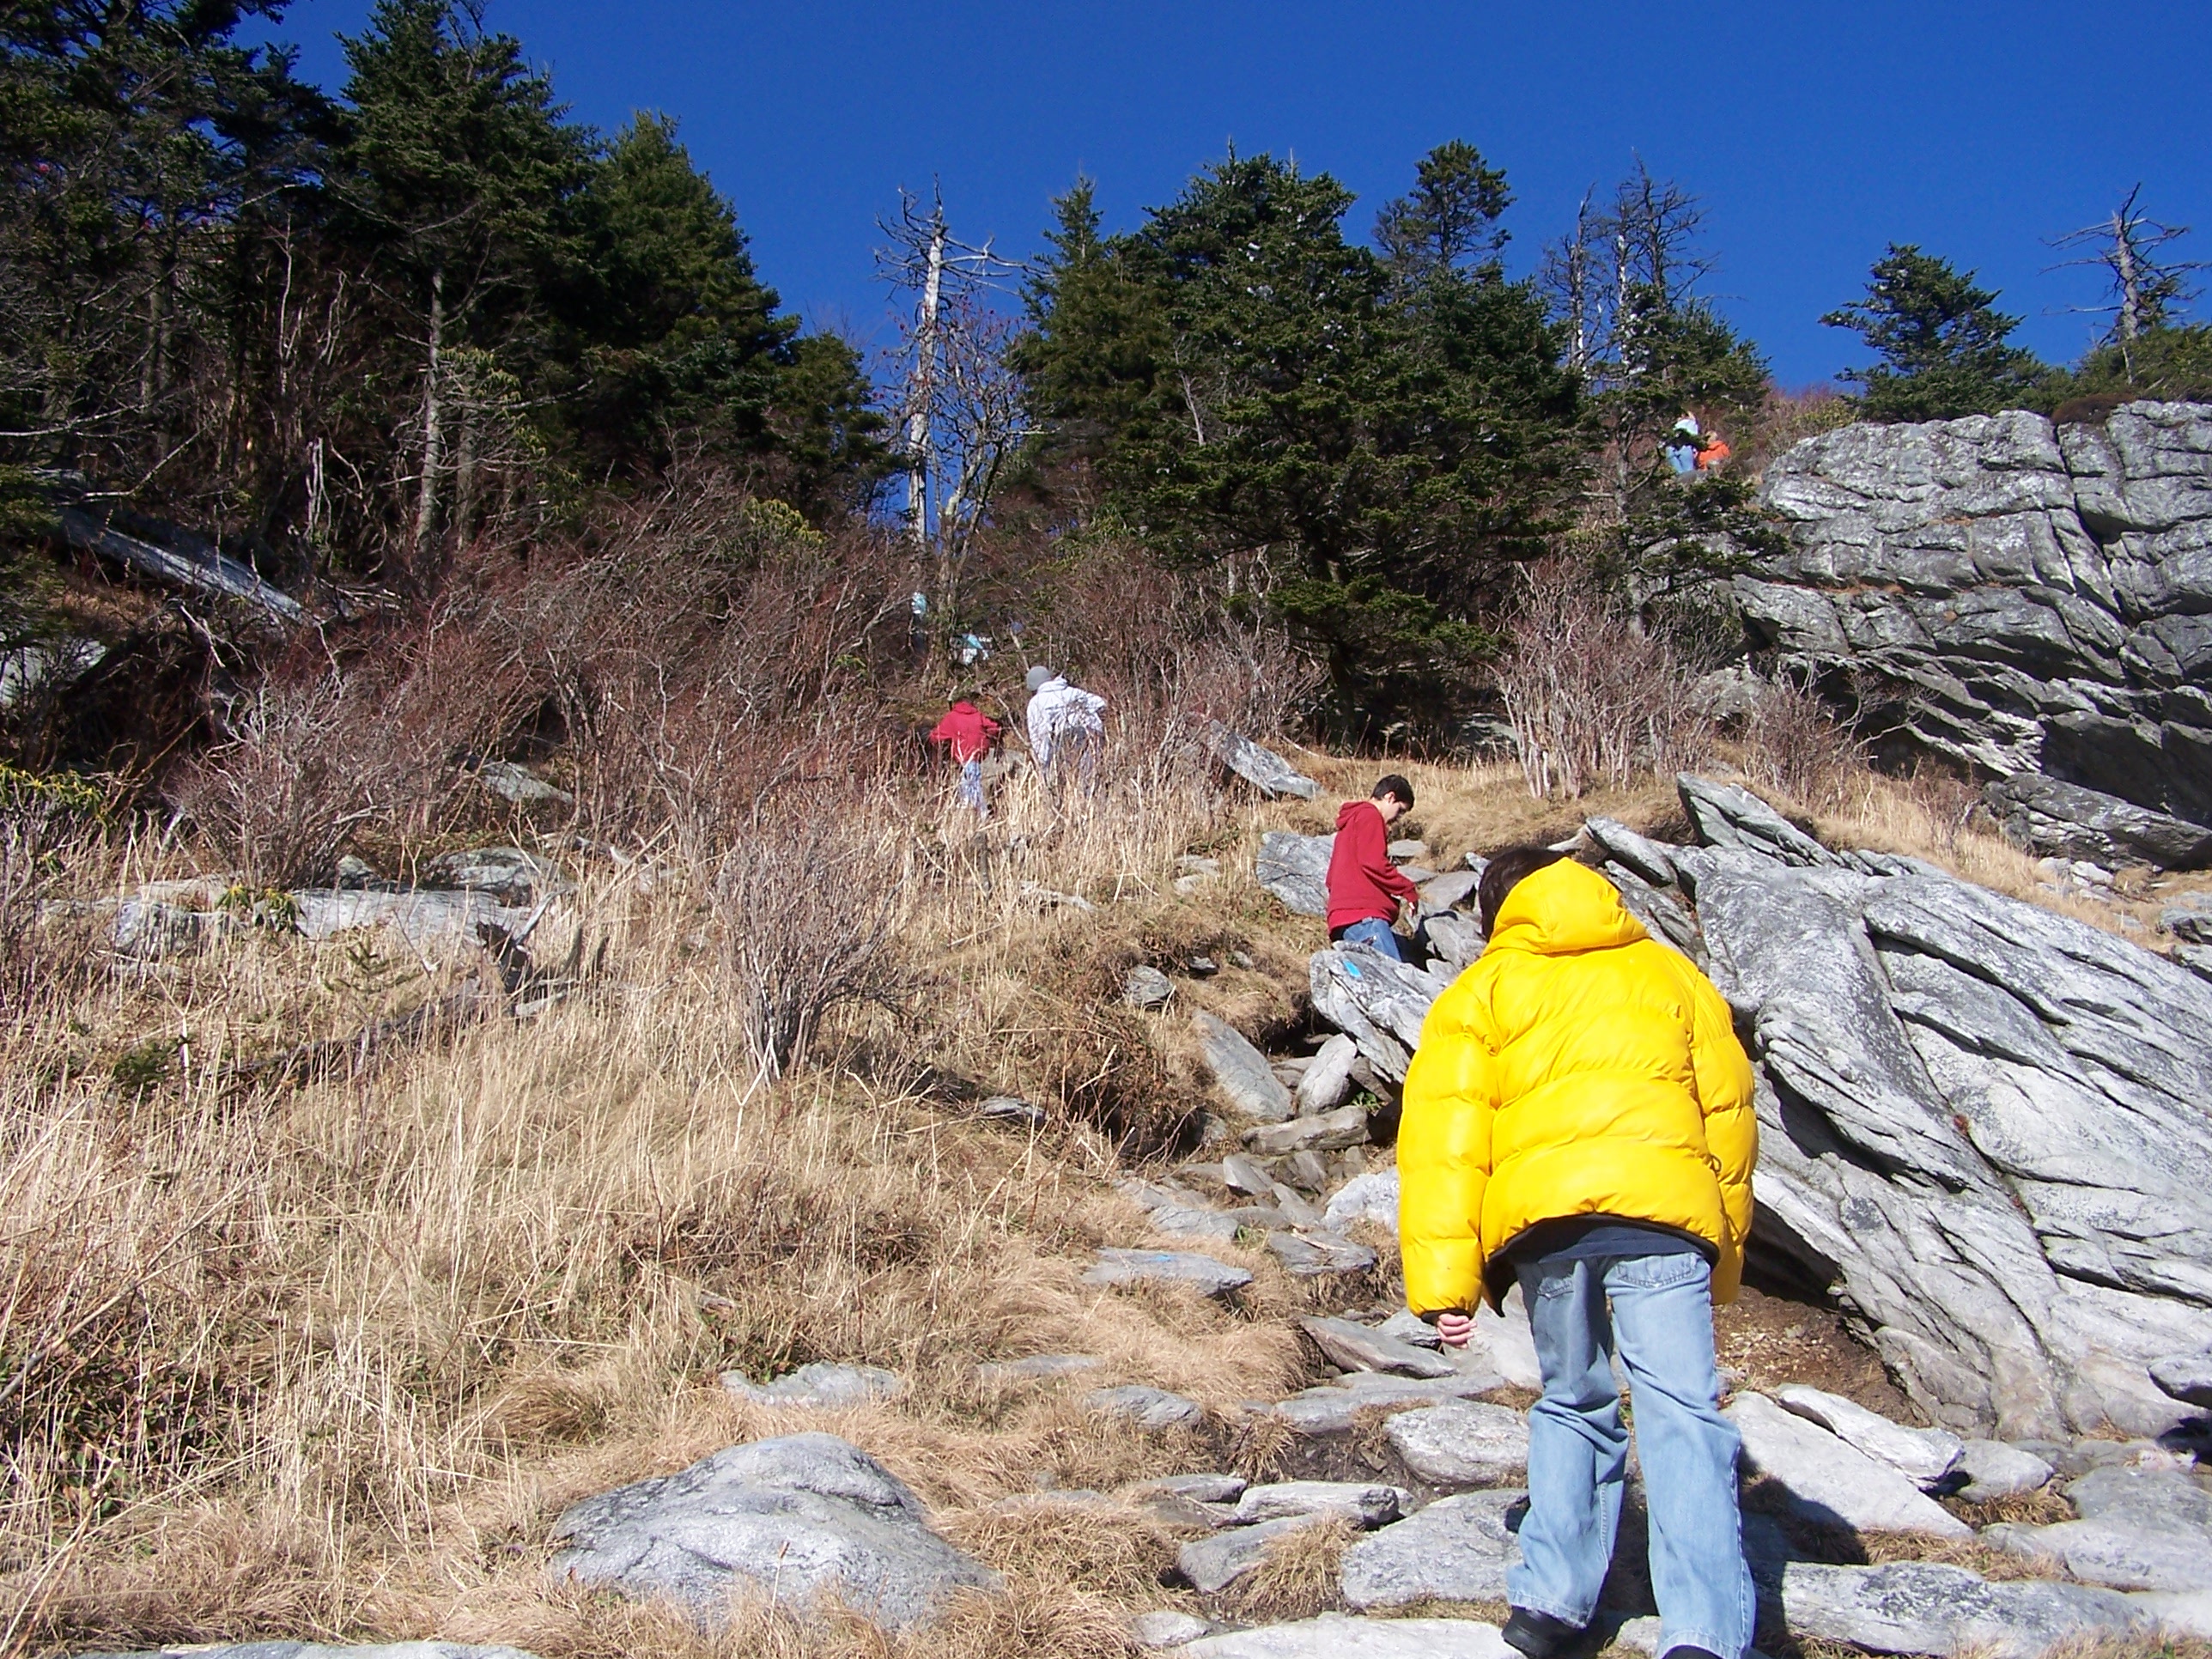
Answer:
[{"xmin": 1434, "ymin": 1310, "xmax": 1474, "ymax": 1349}]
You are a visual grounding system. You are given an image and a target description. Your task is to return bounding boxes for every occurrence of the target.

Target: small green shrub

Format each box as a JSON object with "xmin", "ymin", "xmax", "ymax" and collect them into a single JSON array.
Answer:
[{"xmin": 111, "ymin": 1038, "xmax": 173, "ymax": 1097}]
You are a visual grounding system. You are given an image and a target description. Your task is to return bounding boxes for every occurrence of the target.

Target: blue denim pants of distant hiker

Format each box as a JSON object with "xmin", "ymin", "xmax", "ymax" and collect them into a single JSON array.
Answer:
[
  {"xmin": 1339, "ymin": 916, "xmax": 1404, "ymax": 961},
  {"xmin": 959, "ymin": 757, "xmax": 988, "ymax": 816},
  {"xmin": 1509, "ymin": 1250, "xmax": 1754, "ymax": 1659}
]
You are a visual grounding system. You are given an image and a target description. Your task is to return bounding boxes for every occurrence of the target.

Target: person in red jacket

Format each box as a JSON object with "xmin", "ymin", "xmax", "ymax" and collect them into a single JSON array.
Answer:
[
  {"xmin": 929, "ymin": 694, "xmax": 1001, "ymax": 819},
  {"xmin": 1326, "ymin": 775, "xmax": 1422, "ymax": 961}
]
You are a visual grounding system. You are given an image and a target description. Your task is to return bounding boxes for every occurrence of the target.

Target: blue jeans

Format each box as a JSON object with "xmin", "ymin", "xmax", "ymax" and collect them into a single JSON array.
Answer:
[
  {"xmin": 1339, "ymin": 916, "xmax": 1404, "ymax": 961},
  {"xmin": 958, "ymin": 757, "xmax": 987, "ymax": 817},
  {"xmin": 1510, "ymin": 1251, "xmax": 1753, "ymax": 1659}
]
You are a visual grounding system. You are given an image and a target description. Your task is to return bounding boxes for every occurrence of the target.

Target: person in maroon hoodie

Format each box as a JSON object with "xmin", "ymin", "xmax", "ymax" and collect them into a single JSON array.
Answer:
[
  {"xmin": 1326, "ymin": 775, "xmax": 1422, "ymax": 961},
  {"xmin": 929, "ymin": 694, "xmax": 1001, "ymax": 819}
]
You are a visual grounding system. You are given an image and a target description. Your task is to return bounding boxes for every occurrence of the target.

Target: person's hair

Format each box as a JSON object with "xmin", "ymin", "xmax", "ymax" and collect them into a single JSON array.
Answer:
[
  {"xmin": 1479, "ymin": 844, "xmax": 1568, "ymax": 936},
  {"xmin": 1372, "ymin": 774, "xmax": 1415, "ymax": 810}
]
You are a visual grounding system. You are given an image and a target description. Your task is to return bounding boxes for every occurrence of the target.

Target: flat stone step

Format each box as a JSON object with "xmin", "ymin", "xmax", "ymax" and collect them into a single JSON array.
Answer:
[{"xmin": 1085, "ymin": 1248, "xmax": 1253, "ymax": 1297}]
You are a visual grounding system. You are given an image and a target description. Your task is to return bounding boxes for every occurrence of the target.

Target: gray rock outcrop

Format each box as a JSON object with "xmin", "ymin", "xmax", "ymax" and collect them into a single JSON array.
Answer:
[
  {"xmin": 1256, "ymin": 831, "xmax": 1333, "ymax": 917},
  {"xmin": 1295, "ymin": 772, "xmax": 2212, "ymax": 1440},
  {"xmin": 1339, "ymin": 1488, "xmax": 1523, "ymax": 1609},
  {"xmin": 1985, "ymin": 1466, "xmax": 2212, "ymax": 1591},
  {"xmin": 1301, "ymin": 1316, "xmax": 1455, "ymax": 1379},
  {"xmin": 1776, "ymin": 1559, "xmax": 2150, "ymax": 1659},
  {"xmin": 1984, "ymin": 775, "xmax": 2212, "ymax": 867},
  {"xmin": 547, "ymin": 1432, "xmax": 996, "ymax": 1629},
  {"xmin": 1674, "ymin": 779, "xmax": 2212, "ymax": 1437},
  {"xmin": 1727, "ymin": 1393, "xmax": 1970, "ymax": 1537},
  {"xmin": 1206, "ymin": 723, "xmax": 1321, "ymax": 800},
  {"xmin": 1309, "ymin": 945, "xmax": 1443, "ymax": 1085},
  {"xmin": 1085, "ymin": 1248, "xmax": 1252, "ymax": 1297},
  {"xmin": 1773, "ymin": 1384, "xmax": 1964, "ymax": 1490},
  {"xmin": 1194, "ymin": 1012, "xmax": 1296, "ymax": 1121},
  {"xmin": 1741, "ymin": 403, "xmax": 2212, "ymax": 848},
  {"xmin": 1384, "ymin": 1400, "xmax": 1530, "ymax": 1488},
  {"xmin": 1182, "ymin": 1614, "xmax": 1514, "ymax": 1658},
  {"xmin": 2148, "ymin": 1348, "xmax": 2212, "ymax": 1407}
]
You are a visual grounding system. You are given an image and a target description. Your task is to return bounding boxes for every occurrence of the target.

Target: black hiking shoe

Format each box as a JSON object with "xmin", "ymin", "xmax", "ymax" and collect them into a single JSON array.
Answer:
[{"xmin": 1502, "ymin": 1607, "xmax": 1584, "ymax": 1659}]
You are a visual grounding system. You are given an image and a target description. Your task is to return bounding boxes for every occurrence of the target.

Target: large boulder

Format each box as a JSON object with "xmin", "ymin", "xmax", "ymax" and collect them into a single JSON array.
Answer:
[
  {"xmin": 1674, "ymin": 775, "xmax": 2212, "ymax": 1438},
  {"xmin": 1291, "ymin": 769, "xmax": 2212, "ymax": 1439},
  {"xmin": 547, "ymin": 1433, "xmax": 996, "ymax": 1629},
  {"xmin": 1740, "ymin": 403, "xmax": 2212, "ymax": 841}
]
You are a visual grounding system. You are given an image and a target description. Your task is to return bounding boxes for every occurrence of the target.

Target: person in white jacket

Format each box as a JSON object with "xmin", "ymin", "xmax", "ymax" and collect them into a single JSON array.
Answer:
[{"xmin": 1024, "ymin": 665, "xmax": 1106, "ymax": 790}]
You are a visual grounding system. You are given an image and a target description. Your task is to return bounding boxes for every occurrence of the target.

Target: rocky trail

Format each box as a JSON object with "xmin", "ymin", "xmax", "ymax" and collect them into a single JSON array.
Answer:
[{"xmin": 67, "ymin": 769, "xmax": 2212, "ymax": 1659}]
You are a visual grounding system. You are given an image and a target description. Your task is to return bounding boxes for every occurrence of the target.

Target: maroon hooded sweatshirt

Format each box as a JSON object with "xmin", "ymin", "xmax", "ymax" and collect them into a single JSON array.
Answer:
[{"xmin": 1325, "ymin": 799, "xmax": 1421, "ymax": 931}]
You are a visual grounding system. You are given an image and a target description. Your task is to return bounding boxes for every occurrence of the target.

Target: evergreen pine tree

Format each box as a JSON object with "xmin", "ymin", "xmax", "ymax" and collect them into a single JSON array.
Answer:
[{"xmin": 1823, "ymin": 244, "xmax": 2050, "ymax": 420}]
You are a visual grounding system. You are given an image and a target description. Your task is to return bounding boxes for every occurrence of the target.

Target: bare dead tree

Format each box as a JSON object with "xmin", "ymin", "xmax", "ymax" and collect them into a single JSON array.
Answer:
[
  {"xmin": 875, "ymin": 187, "xmax": 1030, "ymax": 648},
  {"xmin": 2048, "ymin": 185, "xmax": 2203, "ymax": 377},
  {"xmin": 1541, "ymin": 189, "xmax": 1599, "ymax": 378},
  {"xmin": 1542, "ymin": 161, "xmax": 1719, "ymax": 392},
  {"xmin": 875, "ymin": 188, "xmax": 1024, "ymax": 550}
]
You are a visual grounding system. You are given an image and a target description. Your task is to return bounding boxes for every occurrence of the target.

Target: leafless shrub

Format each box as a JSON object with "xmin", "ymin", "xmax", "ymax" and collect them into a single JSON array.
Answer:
[
  {"xmin": 1739, "ymin": 677, "xmax": 1867, "ymax": 813},
  {"xmin": 1015, "ymin": 535, "xmax": 1326, "ymax": 747},
  {"xmin": 467, "ymin": 469, "xmax": 910, "ymax": 856},
  {"xmin": 1495, "ymin": 560, "xmax": 1711, "ymax": 799},
  {"xmin": 717, "ymin": 786, "xmax": 915, "ymax": 1079},
  {"xmin": 166, "ymin": 670, "xmax": 399, "ymax": 888},
  {"xmin": 0, "ymin": 776, "xmax": 106, "ymax": 1008}
]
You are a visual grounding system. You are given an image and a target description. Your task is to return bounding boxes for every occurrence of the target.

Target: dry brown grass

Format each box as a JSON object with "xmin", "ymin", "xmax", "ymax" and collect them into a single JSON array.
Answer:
[
  {"xmin": 1212, "ymin": 1516, "xmax": 1353, "ymax": 1625},
  {"xmin": 0, "ymin": 737, "xmax": 1331, "ymax": 1657}
]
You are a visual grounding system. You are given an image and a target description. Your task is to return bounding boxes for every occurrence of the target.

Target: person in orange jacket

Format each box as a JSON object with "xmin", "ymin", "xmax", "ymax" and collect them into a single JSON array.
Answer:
[
  {"xmin": 1400, "ymin": 845, "xmax": 1758, "ymax": 1659},
  {"xmin": 928, "ymin": 694, "xmax": 1000, "ymax": 819},
  {"xmin": 1693, "ymin": 431, "xmax": 1732, "ymax": 470}
]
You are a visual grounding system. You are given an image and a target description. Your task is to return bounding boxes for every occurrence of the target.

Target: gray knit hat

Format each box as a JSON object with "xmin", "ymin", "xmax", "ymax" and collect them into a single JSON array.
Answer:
[{"xmin": 1025, "ymin": 665, "xmax": 1054, "ymax": 692}]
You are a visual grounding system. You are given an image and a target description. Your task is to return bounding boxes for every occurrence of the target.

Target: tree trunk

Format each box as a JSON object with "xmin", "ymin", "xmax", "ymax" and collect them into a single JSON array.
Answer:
[
  {"xmin": 140, "ymin": 243, "xmax": 172, "ymax": 416},
  {"xmin": 451, "ymin": 405, "xmax": 479, "ymax": 567},
  {"xmin": 410, "ymin": 266, "xmax": 447, "ymax": 580},
  {"xmin": 905, "ymin": 213, "xmax": 945, "ymax": 557}
]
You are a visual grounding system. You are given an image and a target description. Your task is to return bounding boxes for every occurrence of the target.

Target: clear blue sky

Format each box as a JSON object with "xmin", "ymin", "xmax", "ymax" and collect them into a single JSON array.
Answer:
[{"xmin": 256, "ymin": 1, "xmax": 2212, "ymax": 388}]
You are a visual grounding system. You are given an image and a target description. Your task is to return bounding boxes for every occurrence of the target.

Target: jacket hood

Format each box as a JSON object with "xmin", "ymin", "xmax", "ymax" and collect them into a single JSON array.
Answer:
[
  {"xmin": 1486, "ymin": 859, "xmax": 1648, "ymax": 957},
  {"xmin": 1335, "ymin": 799, "xmax": 1381, "ymax": 833}
]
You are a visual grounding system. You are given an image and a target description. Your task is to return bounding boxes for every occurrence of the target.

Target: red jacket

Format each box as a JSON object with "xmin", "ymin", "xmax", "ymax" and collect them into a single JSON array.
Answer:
[
  {"xmin": 930, "ymin": 702, "xmax": 1000, "ymax": 762},
  {"xmin": 1326, "ymin": 799, "xmax": 1421, "ymax": 930}
]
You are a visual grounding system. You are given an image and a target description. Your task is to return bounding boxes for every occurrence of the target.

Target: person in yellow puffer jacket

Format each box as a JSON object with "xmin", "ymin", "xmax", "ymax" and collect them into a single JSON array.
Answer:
[{"xmin": 1399, "ymin": 847, "xmax": 1758, "ymax": 1659}]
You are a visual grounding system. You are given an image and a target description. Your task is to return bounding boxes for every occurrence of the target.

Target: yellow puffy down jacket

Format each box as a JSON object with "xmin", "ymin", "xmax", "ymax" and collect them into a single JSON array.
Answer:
[{"xmin": 1398, "ymin": 858, "xmax": 1758, "ymax": 1314}]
